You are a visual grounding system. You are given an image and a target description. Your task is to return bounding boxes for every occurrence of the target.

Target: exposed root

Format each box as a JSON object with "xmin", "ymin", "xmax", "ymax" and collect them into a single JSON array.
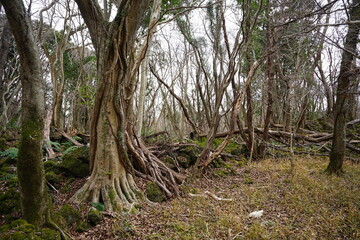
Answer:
[
  {"xmin": 128, "ymin": 132, "xmax": 185, "ymax": 199},
  {"xmin": 71, "ymin": 171, "xmax": 141, "ymax": 212},
  {"xmin": 45, "ymin": 209, "xmax": 71, "ymax": 240}
]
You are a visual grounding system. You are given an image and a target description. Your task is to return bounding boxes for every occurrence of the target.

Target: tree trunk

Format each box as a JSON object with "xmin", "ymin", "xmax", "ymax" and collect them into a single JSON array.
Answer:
[
  {"xmin": 0, "ymin": 18, "xmax": 11, "ymax": 117},
  {"xmin": 260, "ymin": 23, "xmax": 275, "ymax": 157},
  {"xmin": 326, "ymin": 0, "xmax": 360, "ymax": 174},
  {"xmin": 1, "ymin": 0, "xmax": 48, "ymax": 227},
  {"xmin": 72, "ymin": 0, "xmax": 182, "ymax": 211}
]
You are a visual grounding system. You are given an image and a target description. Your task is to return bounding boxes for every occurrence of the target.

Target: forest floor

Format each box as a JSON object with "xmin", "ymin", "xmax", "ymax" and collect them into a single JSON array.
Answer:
[{"xmin": 71, "ymin": 156, "xmax": 360, "ymax": 240}]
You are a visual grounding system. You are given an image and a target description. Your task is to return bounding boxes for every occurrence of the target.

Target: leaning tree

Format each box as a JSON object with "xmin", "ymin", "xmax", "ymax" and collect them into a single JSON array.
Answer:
[{"xmin": 71, "ymin": 0, "xmax": 183, "ymax": 211}]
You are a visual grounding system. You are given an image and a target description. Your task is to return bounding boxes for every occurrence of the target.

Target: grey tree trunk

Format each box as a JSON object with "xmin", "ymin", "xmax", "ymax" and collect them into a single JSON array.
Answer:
[
  {"xmin": 0, "ymin": 0, "xmax": 48, "ymax": 227},
  {"xmin": 72, "ymin": 0, "xmax": 182, "ymax": 210},
  {"xmin": 0, "ymin": 17, "xmax": 11, "ymax": 123},
  {"xmin": 327, "ymin": 0, "xmax": 360, "ymax": 174}
]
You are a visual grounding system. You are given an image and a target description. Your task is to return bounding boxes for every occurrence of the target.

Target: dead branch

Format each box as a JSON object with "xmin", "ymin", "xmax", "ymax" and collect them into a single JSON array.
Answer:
[
  {"xmin": 189, "ymin": 190, "xmax": 233, "ymax": 201},
  {"xmin": 56, "ymin": 128, "xmax": 84, "ymax": 147}
]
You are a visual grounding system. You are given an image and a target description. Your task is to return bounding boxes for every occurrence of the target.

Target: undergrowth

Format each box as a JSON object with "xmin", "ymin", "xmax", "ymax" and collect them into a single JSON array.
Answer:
[{"xmin": 127, "ymin": 156, "xmax": 360, "ymax": 240}]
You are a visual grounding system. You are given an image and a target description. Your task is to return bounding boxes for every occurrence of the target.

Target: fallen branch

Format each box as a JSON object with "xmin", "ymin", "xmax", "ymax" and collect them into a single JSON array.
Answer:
[
  {"xmin": 189, "ymin": 190, "xmax": 233, "ymax": 201},
  {"xmin": 56, "ymin": 129, "xmax": 84, "ymax": 147}
]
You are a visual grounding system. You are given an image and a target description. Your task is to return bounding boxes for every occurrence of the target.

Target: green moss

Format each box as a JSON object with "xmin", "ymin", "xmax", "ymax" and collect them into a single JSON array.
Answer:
[
  {"xmin": 17, "ymin": 223, "xmax": 36, "ymax": 233},
  {"xmin": 212, "ymin": 158, "xmax": 226, "ymax": 168},
  {"xmin": 45, "ymin": 171, "xmax": 63, "ymax": 185},
  {"xmin": 50, "ymin": 213, "xmax": 67, "ymax": 229},
  {"xmin": 60, "ymin": 146, "xmax": 89, "ymax": 178},
  {"xmin": 162, "ymin": 157, "xmax": 176, "ymax": 169},
  {"xmin": 59, "ymin": 185, "xmax": 70, "ymax": 194},
  {"xmin": 0, "ymin": 219, "xmax": 60, "ymax": 240},
  {"xmin": 213, "ymin": 169, "xmax": 229, "ymax": 178},
  {"xmin": 112, "ymin": 218, "xmax": 135, "ymax": 238},
  {"xmin": 43, "ymin": 160, "xmax": 56, "ymax": 169},
  {"xmin": 75, "ymin": 220, "xmax": 91, "ymax": 233},
  {"xmin": 40, "ymin": 228, "xmax": 61, "ymax": 240},
  {"xmin": 176, "ymin": 156, "xmax": 191, "ymax": 169},
  {"xmin": 177, "ymin": 145, "xmax": 199, "ymax": 167},
  {"xmin": 0, "ymin": 231, "xmax": 41, "ymax": 240},
  {"xmin": 244, "ymin": 176, "xmax": 254, "ymax": 184},
  {"xmin": 230, "ymin": 146, "xmax": 248, "ymax": 156},
  {"xmin": 58, "ymin": 204, "xmax": 81, "ymax": 226},
  {"xmin": 245, "ymin": 223, "xmax": 267, "ymax": 239},
  {"xmin": 9, "ymin": 219, "xmax": 28, "ymax": 228},
  {"xmin": 87, "ymin": 208, "xmax": 103, "ymax": 226},
  {"xmin": 0, "ymin": 188, "xmax": 20, "ymax": 214},
  {"xmin": 145, "ymin": 182, "xmax": 165, "ymax": 203}
]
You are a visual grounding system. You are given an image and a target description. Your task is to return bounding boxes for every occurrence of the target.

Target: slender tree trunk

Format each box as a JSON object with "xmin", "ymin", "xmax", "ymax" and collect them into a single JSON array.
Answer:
[
  {"xmin": 1, "ymin": 0, "xmax": 48, "ymax": 227},
  {"xmin": 0, "ymin": 19, "xmax": 11, "ymax": 116},
  {"xmin": 327, "ymin": 0, "xmax": 360, "ymax": 174},
  {"xmin": 260, "ymin": 24, "xmax": 275, "ymax": 157},
  {"xmin": 136, "ymin": 58, "xmax": 148, "ymax": 137}
]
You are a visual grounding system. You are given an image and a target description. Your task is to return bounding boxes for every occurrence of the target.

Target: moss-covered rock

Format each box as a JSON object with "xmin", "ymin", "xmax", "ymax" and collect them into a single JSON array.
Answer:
[
  {"xmin": 0, "ymin": 188, "xmax": 20, "ymax": 215},
  {"xmin": 50, "ymin": 213, "xmax": 67, "ymax": 229},
  {"xmin": 162, "ymin": 157, "xmax": 176, "ymax": 170},
  {"xmin": 60, "ymin": 146, "xmax": 89, "ymax": 178},
  {"xmin": 230, "ymin": 144, "xmax": 248, "ymax": 156},
  {"xmin": 145, "ymin": 182, "xmax": 165, "ymax": 203},
  {"xmin": 75, "ymin": 220, "xmax": 91, "ymax": 233},
  {"xmin": 40, "ymin": 228, "xmax": 61, "ymax": 240},
  {"xmin": 87, "ymin": 208, "xmax": 103, "ymax": 226},
  {"xmin": 177, "ymin": 145, "xmax": 198, "ymax": 167},
  {"xmin": 176, "ymin": 156, "xmax": 191, "ymax": 169},
  {"xmin": 45, "ymin": 171, "xmax": 63, "ymax": 185},
  {"xmin": 43, "ymin": 160, "xmax": 62, "ymax": 174},
  {"xmin": 58, "ymin": 204, "xmax": 81, "ymax": 226},
  {"xmin": 0, "ymin": 220, "xmax": 60, "ymax": 240}
]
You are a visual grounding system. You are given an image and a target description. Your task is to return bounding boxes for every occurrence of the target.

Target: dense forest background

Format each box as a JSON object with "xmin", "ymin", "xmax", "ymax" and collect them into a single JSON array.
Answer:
[{"xmin": 0, "ymin": 0, "xmax": 359, "ymax": 239}]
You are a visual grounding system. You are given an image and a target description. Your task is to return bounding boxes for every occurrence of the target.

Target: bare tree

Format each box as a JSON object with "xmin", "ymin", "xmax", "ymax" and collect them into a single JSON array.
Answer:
[{"xmin": 327, "ymin": 0, "xmax": 360, "ymax": 174}]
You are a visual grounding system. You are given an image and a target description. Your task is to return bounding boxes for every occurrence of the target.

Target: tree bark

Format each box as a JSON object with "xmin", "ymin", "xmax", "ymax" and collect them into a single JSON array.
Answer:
[
  {"xmin": 326, "ymin": 0, "xmax": 360, "ymax": 174},
  {"xmin": 260, "ymin": 23, "xmax": 275, "ymax": 157},
  {"xmin": 72, "ymin": 0, "xmax": 182, "ymax": 211},
  {"xmin": 1, "ymin": 0, "xmax": 48, "ymax": 227}
]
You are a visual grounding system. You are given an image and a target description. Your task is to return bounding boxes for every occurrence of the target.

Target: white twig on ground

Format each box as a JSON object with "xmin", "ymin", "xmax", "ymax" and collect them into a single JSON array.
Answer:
[{"xmin": 189, "ymin": 191, "xmax": 233, "ymax": 201}]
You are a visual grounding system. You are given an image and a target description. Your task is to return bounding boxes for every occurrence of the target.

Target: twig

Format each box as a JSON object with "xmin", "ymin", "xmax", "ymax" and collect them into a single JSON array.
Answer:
[{"xmin": 189, "ymin": 190, "xmax": 233, "ymax": 201}]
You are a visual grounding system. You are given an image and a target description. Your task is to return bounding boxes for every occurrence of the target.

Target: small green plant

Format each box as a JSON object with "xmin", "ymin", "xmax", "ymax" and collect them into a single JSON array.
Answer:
[
  {"xmin": 0, "ymin": 174, "xmax": 17, "ymax": 182},
  {"xmin": 49, "ymin": 141, "xmax": 62, "ymax": 152},
  {"xmin": 62, "ymin": 146, "xmax": 79, "ymax": 154},
  {"xmin": 91, "ymin": 202, "xmax": 105, "ymax": 211},
  {"xmin": 0, "ymin": 148, "xmax": 18, "ymax": 159}
]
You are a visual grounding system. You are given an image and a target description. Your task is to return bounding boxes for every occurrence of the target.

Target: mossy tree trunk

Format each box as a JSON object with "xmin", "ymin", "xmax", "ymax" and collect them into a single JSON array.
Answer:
[
  {"xmin": 327, "ymin": 0, "xmax": 360, "ymax": 174},
  {"xmin": 0, "ymin": 0, "xmax": 48, "ymax": 227},
  {"xmin": 72, "ymin": 0, "xmax": 182, "ymax": 211}
]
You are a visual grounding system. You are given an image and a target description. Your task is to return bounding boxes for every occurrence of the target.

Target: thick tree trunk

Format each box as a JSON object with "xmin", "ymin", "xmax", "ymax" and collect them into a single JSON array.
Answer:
[
  {"xmin": 72, "ymin": 0, "xmax": 182, "ymax": 210},
  {"xmin": 1, "ymin": 0, "xmax": 48, "ymax": 227},
  {"xmin": 327, "ymin": 0, "xmax": 360, "ymax": 174}
]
